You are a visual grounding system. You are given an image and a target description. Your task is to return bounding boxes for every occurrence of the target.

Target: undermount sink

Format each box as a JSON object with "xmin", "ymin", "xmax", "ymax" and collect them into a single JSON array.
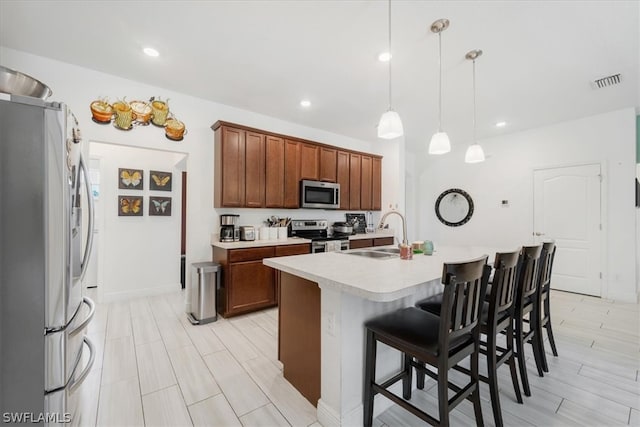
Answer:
[
  {"xmin": 344, "ymin": 250, "xmax": 398, "ymax": 259},
  {"xmin": 371, "ymin": 247, "xmax": 400, "ymax": 254}
]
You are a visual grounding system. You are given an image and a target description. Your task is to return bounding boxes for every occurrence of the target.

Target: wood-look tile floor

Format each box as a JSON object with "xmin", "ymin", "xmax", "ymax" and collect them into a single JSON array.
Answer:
[{"xmin": 80, "ymin": 289, "xmax": 639, "ymax": 426}]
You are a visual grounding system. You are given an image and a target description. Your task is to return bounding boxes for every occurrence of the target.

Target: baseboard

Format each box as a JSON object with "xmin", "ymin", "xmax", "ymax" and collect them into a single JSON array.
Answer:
[
  {"xmin": 101, "ymin": 283, "xmax": 180, "ymax": 303},
  {"xmin": 605, "ymin": 290, "xmax": 639, "ymax": 303},
  {"xmin": 317, "ymin": 400, "xmax": 340, "ymax": 427}
]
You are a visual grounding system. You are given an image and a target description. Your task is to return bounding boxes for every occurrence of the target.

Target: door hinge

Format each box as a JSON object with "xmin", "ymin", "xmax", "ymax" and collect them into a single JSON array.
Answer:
[
  {"xmin": 599, "ymin": 223, "xmax": 602, "ymax": 230},
  {"xmin": 598, "ymin": 174, "xmax": 603, "ymax": 182},
  {"xmin": 599, "ymin": 272, "xmax": 603, "ymax": 279}
]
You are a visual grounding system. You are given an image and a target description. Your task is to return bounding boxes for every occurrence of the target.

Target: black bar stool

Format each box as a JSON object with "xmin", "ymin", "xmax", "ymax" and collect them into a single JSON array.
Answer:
[
  {"xmin": 415, "ymin": 250, "xmax": 523, "ymax": 427},
  {"xmin": 363, "ymin": 256, "xmax": 490, "ymax": 427},
  {"xmin": 536, "ymin": 241, "xmax": 559, "ymax": 372}
]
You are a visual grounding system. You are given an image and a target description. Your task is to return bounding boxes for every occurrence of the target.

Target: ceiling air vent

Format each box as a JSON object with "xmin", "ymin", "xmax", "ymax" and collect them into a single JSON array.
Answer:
[{"xmin": 592, "ymin": 73, "xmax": 621, "ymax": 89}]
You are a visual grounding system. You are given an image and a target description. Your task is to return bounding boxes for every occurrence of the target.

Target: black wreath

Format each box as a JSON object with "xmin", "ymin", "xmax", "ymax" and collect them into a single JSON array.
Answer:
[{"xmin": 435, "ymin": 188, "xmax": 474, "ymax": 227}]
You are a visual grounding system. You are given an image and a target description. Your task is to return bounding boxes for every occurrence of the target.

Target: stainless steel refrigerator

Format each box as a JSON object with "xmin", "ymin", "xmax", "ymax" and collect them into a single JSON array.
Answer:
[{"xmin": 0, "ymin": 94, "xmax": 96, "ymax": 425}]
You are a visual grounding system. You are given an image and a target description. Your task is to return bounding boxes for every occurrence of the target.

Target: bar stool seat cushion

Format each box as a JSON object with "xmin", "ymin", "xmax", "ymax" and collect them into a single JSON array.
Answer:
[{"xmin": 365, "ymin": 307, "xmax": 473, "ymax": 357}]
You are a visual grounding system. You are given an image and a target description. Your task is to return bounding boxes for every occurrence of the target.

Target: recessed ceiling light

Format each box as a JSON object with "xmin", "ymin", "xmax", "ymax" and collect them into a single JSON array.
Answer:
[
  {"xmin": 495, "ymin": 121, "xmax": 507, "ymax": 128},
  {"xmin": 143, "ymin": 47, "xmax": 159, "ymax": 57},
  {"xmin": 378, "ymin": 52, "xmax": 392, "ymax": 62},
  {"xmin": 300, "ymin": 99, "xmax": 311, "ymax": 108}
]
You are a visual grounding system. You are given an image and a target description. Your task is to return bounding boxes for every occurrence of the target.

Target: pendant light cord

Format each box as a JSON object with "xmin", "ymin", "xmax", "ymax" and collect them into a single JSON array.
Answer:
[
  {"xmin": 438, "ymin": 31, "xmax": 442, "ymax": 132},
  {"xmin": 387, "ymin": 0, "xmax": 392, "ymax": 111},
  {"xmin": 472, "ymin": 58, "xmax": 476, "ymax": 143}
]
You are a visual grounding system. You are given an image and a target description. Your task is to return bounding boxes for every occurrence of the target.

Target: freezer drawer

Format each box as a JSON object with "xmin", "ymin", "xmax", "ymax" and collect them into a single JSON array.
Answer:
[
  {"xmin": 45, "ymin": 297, "xmax": 95, "ymax": 391},
  {"xmin": 45, "ymin": 336, "xmax": 96, "ymax": 427}
]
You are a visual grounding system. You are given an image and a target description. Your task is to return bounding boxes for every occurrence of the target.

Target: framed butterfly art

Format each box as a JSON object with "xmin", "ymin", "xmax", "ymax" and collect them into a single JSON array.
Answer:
[
  {"xmin": 149, "ymin": 196, "xmax": 172, "ymax": 216},
  {"xmin": 118, "ymin": 196, "xmax": 143, "ymax": 216},
  {"xmin": 118, "ymin": 168, "xmax": 143, "ymax": 190},
  {"xmin": 150, "ymin": 170, "xmax": 172, "ymax": 191}
]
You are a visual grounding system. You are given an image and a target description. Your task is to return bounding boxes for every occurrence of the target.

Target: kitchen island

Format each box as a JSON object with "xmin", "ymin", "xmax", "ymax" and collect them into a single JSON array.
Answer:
[{"xmin": 264, "ymin": 246, "xmax": 503, "ymax": 427}]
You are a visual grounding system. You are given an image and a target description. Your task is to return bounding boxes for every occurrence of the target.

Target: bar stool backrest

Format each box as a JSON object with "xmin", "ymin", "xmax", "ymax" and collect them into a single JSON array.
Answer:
[
  {"xmin": 440, "ymin": 255, "xmax": 491, "ymax": 344},
  {"xmin": 489, "ymin": 250, "xmax": 521, "ymax": 320},
  {"xmin": 539, "ymin": 242, "xmax": 556, "ymax": 291},
  {"xmin": 516, "ymin": 245, "xmax": 543, "ymax": 307}
]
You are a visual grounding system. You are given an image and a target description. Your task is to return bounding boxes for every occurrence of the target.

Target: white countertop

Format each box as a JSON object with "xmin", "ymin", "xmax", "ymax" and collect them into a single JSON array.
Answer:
[
  {"xmin": 264, "ymin": 245, "xmax": 511, "ymax": 302},
  {"xmin": 211, "ymin": 230, "xmax": 394, "ymax": 249},
  {"xmin": 211, "ymin": 235, "xmax": 311, "ymax": 249}
]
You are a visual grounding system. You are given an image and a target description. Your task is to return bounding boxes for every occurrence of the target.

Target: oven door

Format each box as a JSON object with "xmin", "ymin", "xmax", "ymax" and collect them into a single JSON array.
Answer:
[{"xmin": 312, "ymin": 240, "xmax": 347, "ymax": 253}]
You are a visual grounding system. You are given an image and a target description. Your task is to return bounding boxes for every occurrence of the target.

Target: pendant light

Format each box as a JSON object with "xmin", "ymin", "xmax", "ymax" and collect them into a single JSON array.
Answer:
[
  {"xmin": 464, "ymin": 49, "xmax": 486, "ymax": 163},
  {"xmin": 428, "ymin": 18, "xmax": 451, "ymax": 155},
  {"xmin": 377, "ymin": 0, "xmax": 404, "ymax": 139}
]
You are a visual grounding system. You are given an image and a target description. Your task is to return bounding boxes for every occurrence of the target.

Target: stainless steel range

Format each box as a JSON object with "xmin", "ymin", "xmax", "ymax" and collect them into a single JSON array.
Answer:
[{"xmin": 290, "ymin": 219, "xmax": 350, "ymax": 253}]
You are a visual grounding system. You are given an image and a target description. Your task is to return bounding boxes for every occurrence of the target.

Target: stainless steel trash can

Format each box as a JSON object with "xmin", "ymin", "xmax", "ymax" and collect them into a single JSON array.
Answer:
[{"xmin": 187, "ymin": 262, "xmax": 221, "ymax": 325}]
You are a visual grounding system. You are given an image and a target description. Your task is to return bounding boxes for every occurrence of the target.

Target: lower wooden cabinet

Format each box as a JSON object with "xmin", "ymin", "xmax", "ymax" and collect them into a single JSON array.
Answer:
[
  {"xmin": 213, "ymin": 243, "xmax": 311, "ymax": 317},
  {"xmin": 349, "ymin": 236, "xmax": 394, "ymax": 249}
]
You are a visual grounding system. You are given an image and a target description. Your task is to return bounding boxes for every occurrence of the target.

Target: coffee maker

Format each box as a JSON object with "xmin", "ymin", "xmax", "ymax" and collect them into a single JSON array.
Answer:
[{"xmin": 219, "ymin": 214, "xmax": 240, "ymax": 242}]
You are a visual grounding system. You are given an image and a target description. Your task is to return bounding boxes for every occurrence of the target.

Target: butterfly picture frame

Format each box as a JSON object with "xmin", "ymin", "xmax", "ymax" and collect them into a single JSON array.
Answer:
[
  {"xmin": 149, "ymin": 196, "xmax": 172, "ymax": 216},
  {"xmin": 149, "ymin": 170, "xmax": 172, "ymax": 191},
  {"xmin": 118, "ymin": 168, "xmax": 143, "ymax": 190},
  {"xmin": 118, "ymin": 196, "xmax": 143, "ymax": 216}
]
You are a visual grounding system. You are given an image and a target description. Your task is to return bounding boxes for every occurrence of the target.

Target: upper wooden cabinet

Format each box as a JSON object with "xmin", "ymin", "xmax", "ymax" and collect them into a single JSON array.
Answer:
[
  {"xmin": 299, "ymin": 143, "xmax": 320, "ymax": 180},
  {"xmin": 349, "ymin": 153, "xmax": 361, "ymax": 210},
  {"xmin": 212, "ymin": 121, "xmax": 382, "ymax": 209},
  {"xmin": 245, "ymin": 132, "xmax": 266, "ymax": 208},
  {"xmin": 360, "ymin": 155, "xmax": 373, "ymax": 210},
  {"xmin": 336, "ymin": 151, "xmax": 350, "ymax": 210},
  {"xmin": 319, "ymin": 147, "xmax": 337, "ymax": 183},
  {"xmin": 284, "ymin": 139, "xmax": 301, "ymax": 208},
  {"xmin": 215, "ymin": 125, "xmax": 246, "ymax": 207},
  {"xmin": 265, "ymin": 136, "xmax": 285, "ymax": 208},
  {"xmin": 372, "ymin": 157, "xmax": 382, "ymax": 210}
]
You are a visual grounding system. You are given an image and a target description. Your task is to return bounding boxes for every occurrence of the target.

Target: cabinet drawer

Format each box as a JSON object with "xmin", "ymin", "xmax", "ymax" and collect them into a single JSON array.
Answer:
[
  {"xmin": 374, "ymin": 237, "xmax": 394, "ymax": 246},
  {"xmin": 275, "ymin": 244, "xmax": 311, "ymax": 257},
  {"xmin": 229, "ymin": 247, "xmax": 275, "ymax": 263},
  {"xmin": 349, "ymin": 239, "xmax": 373, "ymax": 249}
]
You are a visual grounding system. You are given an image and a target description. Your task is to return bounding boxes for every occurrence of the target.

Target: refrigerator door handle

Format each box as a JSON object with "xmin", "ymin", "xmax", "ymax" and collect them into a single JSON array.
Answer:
[
  {"xmin": 69, "ymin": 297, "xmax": 95, "ymax": 337},
  {"xmin": 68, "ymin": 336, "xmax": 95, "ymax": 393},
  {"xmin": 79, "ymin": 154, "xmax": 94, "ymax": 281}
]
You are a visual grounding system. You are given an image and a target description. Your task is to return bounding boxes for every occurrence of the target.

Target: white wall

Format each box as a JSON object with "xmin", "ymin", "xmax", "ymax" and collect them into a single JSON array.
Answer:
[
  {"xmin": 1, "ymin": 47, "xmax": 403, "ymax": 301},
  {"xmin": 90, "ymin": 143, "xmax": 185, "ymax": 301},
  {"xmin": 414, "ymin": 108, "xmax": 637, "ymax": 302}
]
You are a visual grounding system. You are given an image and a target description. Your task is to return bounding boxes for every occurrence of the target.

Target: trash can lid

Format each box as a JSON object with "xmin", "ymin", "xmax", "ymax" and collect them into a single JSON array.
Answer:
[{"xmin": 192, "ymin": 261, "xmax": 220, "ymax": 273}]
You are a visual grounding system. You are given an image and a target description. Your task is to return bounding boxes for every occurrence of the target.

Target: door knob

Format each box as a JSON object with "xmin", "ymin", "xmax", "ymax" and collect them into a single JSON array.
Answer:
[{"xmin": 534, "ymin": 232, "xmax": 545, "ymax": 236}]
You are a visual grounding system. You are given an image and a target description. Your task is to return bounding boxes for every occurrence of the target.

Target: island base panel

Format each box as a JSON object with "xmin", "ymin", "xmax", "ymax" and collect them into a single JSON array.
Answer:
[{"xmin": 278, "ymin": 272, "xmax": 321, "ymax": 406}]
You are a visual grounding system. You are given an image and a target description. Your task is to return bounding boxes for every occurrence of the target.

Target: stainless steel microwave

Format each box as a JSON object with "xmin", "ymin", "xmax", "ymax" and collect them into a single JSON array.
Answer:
[{"xmin": 300, "ymin": 180, "xmax": 340, "ymax": 209}]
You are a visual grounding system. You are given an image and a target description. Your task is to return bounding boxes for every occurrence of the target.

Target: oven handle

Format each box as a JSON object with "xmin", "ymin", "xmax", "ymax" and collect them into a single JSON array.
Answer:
[
  {"xmin": 69, "ymin": 297, "xmax": 95, "ymax": 337},
  {"xmin": 68, "ymin": 336, "xmax": 96, "ymax": 393},
  {"xmin": 79, "ymin": 154, "xmax": 95, "ymax": 281}
]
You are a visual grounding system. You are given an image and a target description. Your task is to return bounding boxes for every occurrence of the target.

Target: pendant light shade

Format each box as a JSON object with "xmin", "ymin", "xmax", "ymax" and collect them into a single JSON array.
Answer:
[
  {"xmin": 429, "ymin": 132, "xmax": 451, "ymax": 155},
  {"xmin": 378, "ymin": 110, "xmax": 404, "ymax": 139},
  {"xmin": 465, "ymin": 143, "xmax": 485, "ymax": 163},
  {"xmin": 378, "ymin": 0, "xmax": 403, "ymax": 140},
  {"xmin": 428, "ymin": 18, "xmax": 450, "ymax": 155},
  {"xmin": 464, "ymin": 49, "xmax": 486, "ymax": 164}
]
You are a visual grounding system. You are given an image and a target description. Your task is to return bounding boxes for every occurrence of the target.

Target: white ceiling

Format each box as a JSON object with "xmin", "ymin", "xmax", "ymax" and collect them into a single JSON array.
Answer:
[{"xmin": 1, "ymin": 1, "xmax": 638, "ymax": 152}]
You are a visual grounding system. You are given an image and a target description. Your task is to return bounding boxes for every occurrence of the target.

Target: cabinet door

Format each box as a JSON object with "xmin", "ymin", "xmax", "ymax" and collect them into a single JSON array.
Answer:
[
  {"xmin": 228, "ymin": 260, "xmax": 275, "ymax": 314},
  {"xmin": 360, "ymin": 155, "xmax": 373, "ymax": 210},
  {"xmin": 245, "ymin": 131, "xmax": 265, "ymax": 208},
  {"xmin": 336, "ymin": 151, "xmax": 350, "ymax": 210},
  {"xmin": 373, "ymin": 237, "xmax": 394, "ymax": 246},
  {"xmin": 319, "ymin": 147, "xmax": 337, "ymax": 183},
  {"xmin": 219, "ymin": 126, "xmax": 245, "ymax": 207},
  {"xmin": 372, "ymin": 157, "xmax": 382, "ymax": 211},
  {"xmin": 349, "ymin": 153, "xmax": 361, "ymax": 210},
  {"xmin": 265, "ymin": 136, "xmax": 285, "ymax": 207},
  {"xmin": 349, "ymin": 239, "xmax": 373, "ymax": 249},
  {"xmin": 300, "ymin": 143, "xmax": 320, "ymax": 180},
  {"xmin": 284, "ymin": 139, "xmax": 300, "ymax": 208}
]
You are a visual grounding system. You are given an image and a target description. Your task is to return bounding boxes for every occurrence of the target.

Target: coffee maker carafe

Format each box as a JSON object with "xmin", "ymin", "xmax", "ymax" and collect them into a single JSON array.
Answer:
[{"xmin": 220, "ymin": 214, "xmax": 239, "ymax": 242}]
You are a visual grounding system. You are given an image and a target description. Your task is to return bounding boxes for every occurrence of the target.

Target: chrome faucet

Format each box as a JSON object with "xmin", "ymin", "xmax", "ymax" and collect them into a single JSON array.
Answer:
[{"xmin": 378, "ymin": 210, "xmax": 408, "ymax": 246}]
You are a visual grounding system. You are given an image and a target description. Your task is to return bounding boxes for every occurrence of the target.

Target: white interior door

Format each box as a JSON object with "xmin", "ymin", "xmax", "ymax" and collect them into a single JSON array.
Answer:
[{"xmin": 533, "ymin": 164, "xmax": 602, "ymax": 296}]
